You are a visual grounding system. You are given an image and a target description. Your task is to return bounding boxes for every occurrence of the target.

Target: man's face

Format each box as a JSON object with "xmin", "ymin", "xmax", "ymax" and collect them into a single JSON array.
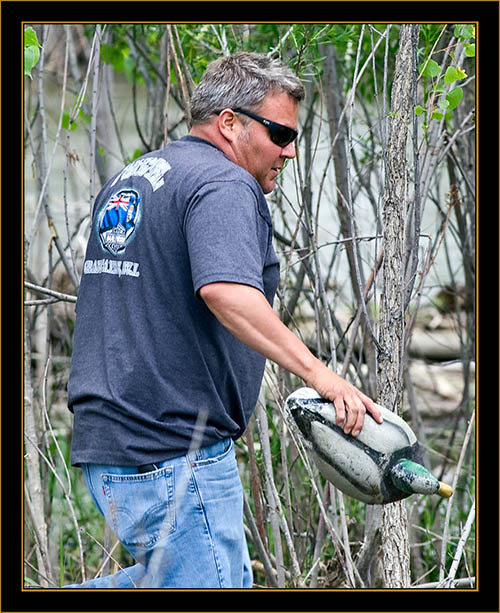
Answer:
[{"xmin": 234, "ymin": 91, "xmax": 299, "ymax": 194}]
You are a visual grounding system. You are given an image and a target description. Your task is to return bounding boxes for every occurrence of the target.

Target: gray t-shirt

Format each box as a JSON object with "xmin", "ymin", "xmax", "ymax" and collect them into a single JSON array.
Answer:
[{"xmin": 68, "ymin": 136, "xmax": 280, "ymax": 466}]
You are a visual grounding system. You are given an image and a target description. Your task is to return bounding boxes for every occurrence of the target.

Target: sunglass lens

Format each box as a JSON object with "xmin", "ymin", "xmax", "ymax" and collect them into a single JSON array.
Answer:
[{"xmin": 270, "ymin": 126, "xmax": 297, "ymax": 148}]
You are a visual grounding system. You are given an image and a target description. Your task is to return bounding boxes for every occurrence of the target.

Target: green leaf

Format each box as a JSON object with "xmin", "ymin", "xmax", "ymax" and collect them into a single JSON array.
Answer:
[
  {"xmin": 78, "ymin": 108, "xmax": 91, "ymax": 124},
  {"xmin": 438, "ymin": 98, "xmax": 450, "ymax": 110},
  {"xmin": 414, "ymin": 105, "xmax": 424, "ymax": 116},
  {"xmin": 24, "ymin": 26, "xmax": 41, "ymax": 48},
  {"xmin": 465, "ymin": 43, "xmax": 475, "ymax": 57},
  {"xmin": 420, "ymin": 59, "xmax": 441, "ymax": 78},
  {"xmin": 445, "ymin": 87, "xmax": 463, "ymax": 111},
  {"xmin": 431, "ymin": 110, "xmax": 443, "ymax": 121},
  {"xmin": 62, "ymin": 112, "xmax": 70, "ymax": 130},
  {"xmin": 100, "ymin": 42, "xmax": 127, "ymax": 73},
  {"xmin": 124, "ymin": 148, "xmax": 143, "ymax": 165},
  {"xmin": 24, "ymin": 27, "xmax": 42, "ymax": 78},
  {"xmin": 444, "ymin": 66, "xmax": 459, "ymax": 84},
  {"xmin": 445, "ymin": 65, "xmax": 467, "ymax": 84},
  {"xmin": 454, "ymin": 24, "xmax": 474, "ymax": 40},
  {"xmin": 62, "ymin": 112, "xmax": 77, "ymax": 131},
  {"xmin": 24, "ymin": 45, "xmax": 40, "ymax": 78}
]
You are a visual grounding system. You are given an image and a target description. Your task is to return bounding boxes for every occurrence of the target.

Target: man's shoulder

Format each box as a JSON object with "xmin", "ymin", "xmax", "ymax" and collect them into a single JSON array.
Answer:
[{"xmin": 169, "ymin": 136, "xmax": 261, "ymax": 193}]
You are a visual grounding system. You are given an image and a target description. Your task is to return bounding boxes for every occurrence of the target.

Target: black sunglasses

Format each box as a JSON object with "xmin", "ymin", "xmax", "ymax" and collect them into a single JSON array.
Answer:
[{"xmin": 233, "ymin": 108, "xmax": 298, "ymax": 148}]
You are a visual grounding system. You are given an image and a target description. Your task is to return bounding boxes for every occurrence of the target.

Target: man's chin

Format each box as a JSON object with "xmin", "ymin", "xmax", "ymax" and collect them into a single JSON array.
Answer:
[{"xmin": 262, "ymin": 180, "xmax": 275, "ymax": 195}]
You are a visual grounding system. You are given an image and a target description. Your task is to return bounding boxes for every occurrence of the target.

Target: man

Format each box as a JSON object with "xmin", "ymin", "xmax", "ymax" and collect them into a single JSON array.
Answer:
[{"xmin": 66, "ymin": 52, "xmax": 382, "ymax": 589}]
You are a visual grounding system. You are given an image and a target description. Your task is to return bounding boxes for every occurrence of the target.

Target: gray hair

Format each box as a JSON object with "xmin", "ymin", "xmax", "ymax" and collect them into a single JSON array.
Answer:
[{"xmin": 189, "ymin": 52, "xmax": 305, "ymax": 125}]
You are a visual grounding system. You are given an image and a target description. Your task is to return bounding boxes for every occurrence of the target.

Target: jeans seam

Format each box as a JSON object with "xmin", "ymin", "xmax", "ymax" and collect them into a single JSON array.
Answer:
[
  {"xmin": 82, "ymin": 464, "xmax": 105, "ymax": 517},
  {"xmin": 188, "ymin": 461, "xmax": 225, "ymax": 588}
]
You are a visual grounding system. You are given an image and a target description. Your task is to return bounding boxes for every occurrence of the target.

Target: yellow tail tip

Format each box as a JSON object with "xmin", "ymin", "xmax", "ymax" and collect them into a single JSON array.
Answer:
[{"xmin": 438, "ymin": 482, "xmax": 453, "ymax": 498}]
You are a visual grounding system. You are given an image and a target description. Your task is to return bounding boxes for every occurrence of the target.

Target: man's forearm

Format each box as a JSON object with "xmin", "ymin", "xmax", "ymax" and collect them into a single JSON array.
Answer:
[
  {"xmin": 199, "ymin": 281, "xmax": 319, "ymax": 382},
  {"xmin": 199, "ymin": 281, "xmax": 382, "ymax": 436}
]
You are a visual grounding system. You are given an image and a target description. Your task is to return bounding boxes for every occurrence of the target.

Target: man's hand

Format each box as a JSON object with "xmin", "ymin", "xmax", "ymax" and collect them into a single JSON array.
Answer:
[{"xmin": 307, "ymin": 366, "xmax": 382, "ymax": 437}]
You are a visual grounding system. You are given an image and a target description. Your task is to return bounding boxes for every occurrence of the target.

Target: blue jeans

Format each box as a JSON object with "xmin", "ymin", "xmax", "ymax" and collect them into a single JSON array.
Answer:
[{"xmin": 65, "ymin": 438, "xmax": 253, "ymax": 588}]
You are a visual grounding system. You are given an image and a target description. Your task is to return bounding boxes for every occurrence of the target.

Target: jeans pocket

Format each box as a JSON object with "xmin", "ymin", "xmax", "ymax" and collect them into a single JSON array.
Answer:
[
  {"xmin": 191, "ymin": 438, "xmax": 233, "ymax": 468},
  {"xmin": 101, "ymin": 467, "xmax": 175, "ymax": 554}
]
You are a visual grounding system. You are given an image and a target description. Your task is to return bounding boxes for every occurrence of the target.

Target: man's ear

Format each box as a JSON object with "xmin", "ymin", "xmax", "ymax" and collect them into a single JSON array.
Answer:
[{"xmin": 217, "ymin": 108, "xmax": 240, "ymax": 143}]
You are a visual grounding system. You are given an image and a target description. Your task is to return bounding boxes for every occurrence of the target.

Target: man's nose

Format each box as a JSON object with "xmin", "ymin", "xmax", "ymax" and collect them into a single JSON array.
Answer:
[{"xmin": 281, "ymin": 141, "xmax": 297, "ymax": 158}]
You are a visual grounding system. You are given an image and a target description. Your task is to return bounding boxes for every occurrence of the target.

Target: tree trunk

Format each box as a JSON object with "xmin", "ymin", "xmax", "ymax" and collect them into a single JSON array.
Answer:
[
  {"xmin": 377, "ymin": 23, "xmax": 419, "ymax": 589},
  {"xmin": 24, "ymin": 239, "xmax": 53, "ymax": 587}
]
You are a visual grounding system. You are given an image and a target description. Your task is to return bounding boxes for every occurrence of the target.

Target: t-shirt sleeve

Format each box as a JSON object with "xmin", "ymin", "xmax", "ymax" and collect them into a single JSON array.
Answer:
[{"xmin": 184, "ymin": 180, "xmax": 268, "ymax": 295}]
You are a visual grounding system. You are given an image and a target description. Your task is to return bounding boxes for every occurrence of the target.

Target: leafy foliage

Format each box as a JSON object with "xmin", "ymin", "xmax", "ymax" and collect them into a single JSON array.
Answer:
[{"xmin": 24, "ymin": 26, "xmax": 42, "ymax": 78}]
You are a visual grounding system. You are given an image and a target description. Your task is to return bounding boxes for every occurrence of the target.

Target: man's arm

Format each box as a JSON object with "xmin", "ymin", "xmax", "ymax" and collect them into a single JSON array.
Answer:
[{"xmin": 199, "ymin": 282, "xmax": 382, "ymax": 436}]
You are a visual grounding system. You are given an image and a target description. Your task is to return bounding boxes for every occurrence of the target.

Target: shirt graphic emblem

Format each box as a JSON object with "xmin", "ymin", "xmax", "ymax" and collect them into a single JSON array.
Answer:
[{"xmin": 97, "ymin": 189, "xmax": 141, "ymax": 256}]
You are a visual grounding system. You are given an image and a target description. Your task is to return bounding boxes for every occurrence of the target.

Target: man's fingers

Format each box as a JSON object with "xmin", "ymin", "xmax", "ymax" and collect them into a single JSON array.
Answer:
[
  {"xmin": 335, "ymin": 398, "xmax": 346, "ymax": 429},
  {"xmin": 341, "ymin": 396, "xmax": 367, "ymax": 436},
  {"xmin": 342, "ymin": 399, "xmax": 359, "ymax": 435},
  {"xmin": 319, "ymin": 373, "xmax": 382, "ymax": 437},
  {"xmin": 335, "ymin": 395, "xmax": 366, "ymax": 436},
  {"xmin": 366, "ymin": 399, "xmax": 383, "ymax": 424},
  {"xmin": 351, "ymin": 403, "xmax": 366, "ymax": 437},
  {"xmin": 339, "ymin": 394, "xmax": 379, "ymax": 437}
]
